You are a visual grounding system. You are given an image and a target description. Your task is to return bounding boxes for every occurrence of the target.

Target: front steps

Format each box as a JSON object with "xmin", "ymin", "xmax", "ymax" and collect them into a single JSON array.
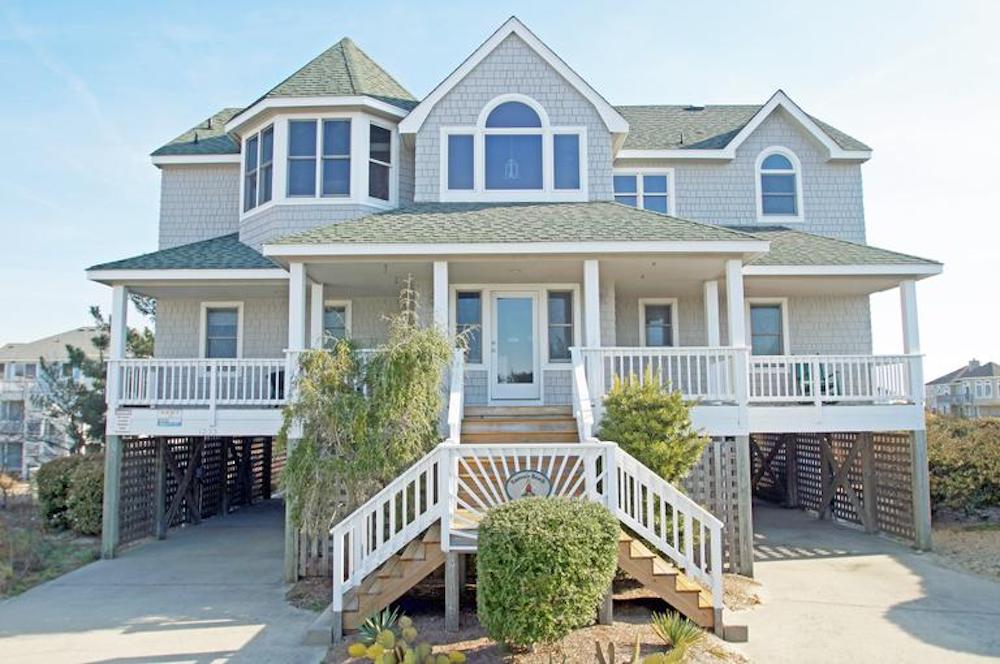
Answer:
[{"xmin": 462, "ymin": 406, "xmax": 578, "ymax": 443}]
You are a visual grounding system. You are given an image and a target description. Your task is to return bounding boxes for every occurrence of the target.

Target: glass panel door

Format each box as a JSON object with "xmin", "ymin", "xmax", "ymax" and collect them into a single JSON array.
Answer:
[{"xmin": 491, "ymin": 292, "xmax": 540, "ymax": 400}]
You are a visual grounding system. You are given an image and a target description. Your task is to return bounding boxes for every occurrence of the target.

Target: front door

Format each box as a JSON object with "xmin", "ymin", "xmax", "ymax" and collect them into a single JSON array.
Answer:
[{"xmin": 490, "ymin": 292, "xmax": 540, "ymax": 400}]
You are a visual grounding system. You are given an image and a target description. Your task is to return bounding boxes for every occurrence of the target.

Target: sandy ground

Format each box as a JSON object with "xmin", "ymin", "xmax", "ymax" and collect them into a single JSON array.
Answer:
[{"xmin": 930, "ymin": 522, "xmax": 1000, "ymax": 581}]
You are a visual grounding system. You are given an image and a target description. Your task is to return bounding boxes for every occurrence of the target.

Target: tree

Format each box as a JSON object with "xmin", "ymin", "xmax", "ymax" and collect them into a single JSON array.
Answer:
[{"xmin": 33, "ymin": 306, "xmax": 153, "ymax": 452}]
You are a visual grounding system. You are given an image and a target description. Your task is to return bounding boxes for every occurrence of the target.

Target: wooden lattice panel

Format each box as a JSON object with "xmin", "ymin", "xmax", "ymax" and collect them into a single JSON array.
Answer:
[
  {"xmin": 684, "ymin": 438, "xmax": 746, "ymax": 573},
  {"xmin": 119, "ymin": 437, "xmax": 157, "ymax": 547},
  {"xmin": 828, "ymin": 433, "xmax": 865, "ymax": 524},
  {"xmin": 750, "ymin": 433, "xmax": 787, "ymax": 503},
  {"xmin": 872, "ymin": 433, "xmax": 915, "ymax": 541},
  {"xmin": 792, "ymin": 433, "xmax": 825, "ymax": 513}
]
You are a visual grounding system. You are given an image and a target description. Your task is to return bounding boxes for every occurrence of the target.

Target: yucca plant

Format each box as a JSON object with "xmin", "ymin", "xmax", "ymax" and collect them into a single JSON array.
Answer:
[
  {"xmin": 357, "ymin": 606, "xmax": 400, "ymax": 646},
  {"xmin": 650, "ymin": 611, "xmax": 704, "ymax": 662},
  {"xmin": 595, "ymin": 635, "xmax": 642, "ymax": 664}
]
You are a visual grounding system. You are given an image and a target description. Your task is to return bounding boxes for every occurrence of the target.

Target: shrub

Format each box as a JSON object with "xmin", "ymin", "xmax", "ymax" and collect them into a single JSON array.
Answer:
[
  {"xmin": 476, "ymin": 497, "xmax": 619, "ymax": 648},
  {"xmin": 66, "ymin": 455, "xmax": 104, "ymax": 535},
  {"xmin": 927, "ymin": 415, "xmax": 1000, "ymax": 513},
  {"xmin": 35, "ymin": 456, "xmax": 87, "ymax": 529},
  {"xmin": 597, "ymin": 371, "xmax": 707, "ymax": 483}
]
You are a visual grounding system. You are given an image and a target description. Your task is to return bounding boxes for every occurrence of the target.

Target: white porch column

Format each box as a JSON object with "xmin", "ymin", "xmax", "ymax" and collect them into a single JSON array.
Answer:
[
  {"xmin": 309, "ymin": 282, "xmax": 324, "ymax": 349},
  {"xmin": 724, "ymin": 259, "xmax": 746, "ymax": 348},
  {"xmin": 583, "ymin": 259, "xmax": 601, "ymax": 347},
  {"xmin": 703, "ymin": 280, "xmax": 721, "ymax": 347},
  {"xmin": 901, "ymin": 279, "xmax": 932, "ymax": 550},
  {"xmin": 288, "ymin": 262, "xmax": 307, "ymax": 351},
  {"xmin": 433, "ymin": 261, "xmax": 449, "ymax": 332}
]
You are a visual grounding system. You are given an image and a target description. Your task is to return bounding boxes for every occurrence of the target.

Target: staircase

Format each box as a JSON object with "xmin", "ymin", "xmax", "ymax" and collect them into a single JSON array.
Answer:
[
  {"xmin": 341, "ymin": 525, "xmax": 445, "ymax": 630},
  {"xmin": 617, "ymin": 530, "xmax": 716, "ymax": 628},
  {"xmin": 462, "ymin": 405, "xmax": 578, "ymax": 443}
]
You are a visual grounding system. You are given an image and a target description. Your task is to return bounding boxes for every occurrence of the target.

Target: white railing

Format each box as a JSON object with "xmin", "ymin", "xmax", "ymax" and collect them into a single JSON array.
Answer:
[
  {"xmin": 748, "ymin": 354, "xmax": 916, "ymax": 404},
  {"xmin": 108, "ymin": 358, "xmax": 288, "ymax": 408},
  {"xmin": 570, "ymin": 348, "xmax": 597, "ymax": 442},
  {"xmin": 446, "ymin": 349, "xmax": 465, "ymax": 443}
]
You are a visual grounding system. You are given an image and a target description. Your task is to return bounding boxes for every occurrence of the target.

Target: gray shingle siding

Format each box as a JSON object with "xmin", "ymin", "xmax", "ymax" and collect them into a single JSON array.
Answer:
[
  {"xmin": 155, "ymin": 297, "xmax": 289, "ymax": 359},
  {"xmin": 413, "ymin": 34, "xmax": 614, "ymax": 202},
  {"xmin": 159, "ymin": 165, "xmax": 240, "ymax": 249},
  {"xmin": 238, "ymin": 203, "xmax": 384, "ymax": 249},
  {"xmin": 616, "ymin": 109, "xmax": 867, "ymax": 244}
]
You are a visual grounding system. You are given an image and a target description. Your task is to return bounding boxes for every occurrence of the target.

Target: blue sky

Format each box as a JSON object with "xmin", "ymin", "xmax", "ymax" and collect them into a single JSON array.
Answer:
[{"xmin": 0, "ymin": 0, "xmax": 997, "ymax": 378}]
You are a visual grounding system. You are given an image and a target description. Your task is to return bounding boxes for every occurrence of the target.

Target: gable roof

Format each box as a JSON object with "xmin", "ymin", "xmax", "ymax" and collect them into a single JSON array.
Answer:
[
  {"xmin": 266, "ymin": 202, "xmax": 760, "ymax": 248},
  {"xmin": 928, "ymin": 362, "xmax": 1000, "ymax": 385},
  {"xmin": 740, "ymin": 227, "xmax": 939, "ymax": 268},
  {"xmin": 399, "ymin": 17, "xmax": 628, "ymax": 135},
  {"xmin": 87, "ymin": 234, "xmax": 278, "ymax": 272},
  {"xmin": 151, "ymin": 108, "xmax": 242, "ymax": 157},
  {"xmin": 617, "ymin": 104, "xmax": 870, "ymax": 153},
  {"xmin": 0, "ymin": 327, "xmax": 101, "ymax": 362}
]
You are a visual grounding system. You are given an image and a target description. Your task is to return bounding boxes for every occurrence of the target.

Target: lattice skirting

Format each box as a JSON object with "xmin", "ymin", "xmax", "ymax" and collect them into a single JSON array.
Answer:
[
  {"xmin": 683, "ymin": 438, "xmax": 750, "ymax": 575},
  {"xmin": 750, "ymin": 431, "xmax": 916, "ymax": 543},
  {"xmin": 118, "ymin": 436, "xmax": 278, "ymax": 548}
]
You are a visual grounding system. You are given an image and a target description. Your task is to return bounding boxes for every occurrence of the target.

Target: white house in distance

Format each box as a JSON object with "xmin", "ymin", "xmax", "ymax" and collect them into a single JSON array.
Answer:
[
  {"xmin": 86, "ymin": 18, "xmax": 941, "ymax": 636},
  {"xmin": 926, "ymin": 360, "xmax": 1000, "ymax": 418},
  {"xmin": 0, "ymin": 327, "xmax": 100, "ymax": 477}
]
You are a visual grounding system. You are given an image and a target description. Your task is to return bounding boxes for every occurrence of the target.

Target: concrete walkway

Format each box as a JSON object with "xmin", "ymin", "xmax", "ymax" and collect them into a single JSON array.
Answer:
[
  {"xmin": 733, "ymin": 504, "xmax": 1000, "ymax": 663},
  {"xmin": 0, "ymin": 500, "xmax": 327, "ymax": 664}
]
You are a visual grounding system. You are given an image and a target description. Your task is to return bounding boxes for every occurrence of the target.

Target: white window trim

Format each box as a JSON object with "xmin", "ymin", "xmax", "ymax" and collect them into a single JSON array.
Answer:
[
  {"xmin": 638, "ymin": 297, "xmax": 680, "ymax": 347},
  {"xmin": 755, "ymin": 146, "xmax": 804, "ymax": 223},
  {"xmin": 366, "ymin": 117, "xmax": 398, "ymax": 206},
  {"xmin": 239, "ymin": 111, "xmax": 397, "ymax": 222},
  {"xmin": 322, "ymin": 299, "xmax": 353, "ymax": 339},
  {"xmin": 439, "ymin": 94, "xmax": 588, "ymax": 202},
  {"xmin": 613, "ymin": 168, "xmax": 676, "ymax": 215},
  {"xmin": 199, "ymin": 302, "xmax": 244, "ymax": 359},
  {"xmin": 545, "ymin": 289, "xmax": 577, "ymax": 364},
  {"xmin": 744, "ymin": 297, "xmax": 790, "ymax": 355}
]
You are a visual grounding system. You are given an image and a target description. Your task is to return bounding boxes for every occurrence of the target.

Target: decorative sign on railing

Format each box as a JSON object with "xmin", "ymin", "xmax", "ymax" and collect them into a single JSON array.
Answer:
[{"xmin": 505, "ymin": 469, "xmax": 552, "ymax": 499}]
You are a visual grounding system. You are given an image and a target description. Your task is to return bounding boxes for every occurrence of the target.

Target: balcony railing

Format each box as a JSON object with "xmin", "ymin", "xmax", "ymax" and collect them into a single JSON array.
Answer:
[
  {"xmin": 108, "ymin": 358, "xmax": 288, "ymax": 409},
  {"xmin": 747, "ymin": 354, "xmax": 916, "ymax": 404}
]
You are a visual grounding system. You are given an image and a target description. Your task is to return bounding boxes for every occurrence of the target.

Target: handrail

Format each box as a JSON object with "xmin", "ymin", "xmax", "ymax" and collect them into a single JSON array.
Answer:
[
  {"xmin": 446, "ymin": 348, "xmax": 465, "ymax": 443},
  {"xmin": 569, "ymin": 347, "xmax": 596, "ymax": 442}
]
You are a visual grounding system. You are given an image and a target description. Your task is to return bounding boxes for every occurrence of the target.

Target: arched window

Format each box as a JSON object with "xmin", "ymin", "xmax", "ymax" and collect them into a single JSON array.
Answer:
[
  {"xmin": 441, "ymin": 94, "xmax": 586, "ymax": 200},
  {"xmin": 757, "ymin": 147, "xmax": 802, "ymax": 220}
]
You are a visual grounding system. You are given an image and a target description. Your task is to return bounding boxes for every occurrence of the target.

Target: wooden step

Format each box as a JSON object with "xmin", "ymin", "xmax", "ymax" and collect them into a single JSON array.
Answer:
[
  {"xmin": 464, "ymin": 406, "xmax": 573, "ymax": 418},
  {"xmin": 462, "ymin": 419, "xmax": 577, "ymax": 434},
  {"xmin": 461, "ymin": 431, "xmax": 580, "ymax": 444}
]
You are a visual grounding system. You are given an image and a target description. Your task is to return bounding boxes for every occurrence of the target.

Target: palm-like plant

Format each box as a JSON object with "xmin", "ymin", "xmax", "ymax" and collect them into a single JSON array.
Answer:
[{"xmin": 650, "ymin": 611, "xmax": 705, "ymax": 662}]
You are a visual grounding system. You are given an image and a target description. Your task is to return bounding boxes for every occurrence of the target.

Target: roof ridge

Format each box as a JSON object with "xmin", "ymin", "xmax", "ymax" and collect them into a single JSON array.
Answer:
[
  {"xmin": 342, "ymin": 37, "xmax": 415, "ymax": 101},
  {"xmin": 340, "ymin": 38, "xmax": 359, "ymax": 94}
]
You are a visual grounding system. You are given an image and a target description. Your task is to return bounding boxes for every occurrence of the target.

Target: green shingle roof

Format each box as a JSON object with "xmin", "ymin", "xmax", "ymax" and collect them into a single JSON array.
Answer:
[
  {"xmin": 272, "ymin": 202, "xmax": 760, "ymax": 245},
  {"xmin": 739, "ymin": 226, "xmax": 939, "ymax": 266},
  {"xmin": 151, "ymin": 108, "xmax": 242, "ymax": 156},
  {"xmin": 87, "ymin": 234, "xmax": 278, "ymax": 271},
  {"xmin": 616, "ymin": 105, "xmax": 870, "ymax": 152},
  {"xmin": 255, "ymin": 37, "xmax": 417, "ymax": 111}
]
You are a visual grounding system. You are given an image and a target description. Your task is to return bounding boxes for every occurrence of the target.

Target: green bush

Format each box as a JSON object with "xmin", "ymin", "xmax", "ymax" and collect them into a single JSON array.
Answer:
[
  {"xmin": 66, "ymin": 455, "xmax": 104, "ymax": 535},
  {"xmin": 927, "ymin": 415, "xmax": 1000, "ymax": 513},
  {"xmin": 35, "ymin": 456, "xmax": 87, "ymax": 529},
  {"xmin": 476, "ymin": 497, "xmax": 619, "ymax": 648},
  {"xmin": 597, "ymin": 371, "xmax": 707, "ymax": 483}
]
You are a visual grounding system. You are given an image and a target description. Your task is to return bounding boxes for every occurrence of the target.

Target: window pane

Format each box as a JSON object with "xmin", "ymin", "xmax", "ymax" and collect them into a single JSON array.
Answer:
[
  {"xmin": 447, "ymin": 135, "xmax": 474, "ymax": 190},
  {"xmin": 260, "ymin": 127, "xmax": 273, "ymax": 163},
  {"xmin": 762, "ymin": 174, "xmax": 795, "ymax": 193},
  {"xmin": 548, "ymin": 327, "xmax": 571, "ymax": 362},
  {"xmin": 207, "ymin": 338, "xmax": 237, "ymax": 359},
  {"xmin": 369, "ymin": 162, "xmax": 389, "ymax": 200},
  {"xmin": 205, "ymin": 308, "xmax": 238, "ymax": 359},
  {"xmin": 762, "ymin": 154, "xmax": 793, "ymax": 170},
  {"xmin": 644, "ymin": 304, "xmax": 672, "ymax": 347},
  {"xmin": 485, "ymin": 101, "xmax": 542, "ymax": 128},
  {"xmin": 751, "ymin": 306, "xmax": 782, "ymax": 334},
  {"xmin": 289, "ymin": 120, "xmax": 317, "ymax": 157},
  {"xmin": 244, "ymin": 173, "xmax": 257, "ymax": 211},
  {"xmin": 751, "ymin": 335, "xmax": 782, "ymax": 356},
  {"xmin": 762, "ymin": 192, "xmax": 797, "ymax": 215},
  {"xmin": 485, "ymin": 134, "xmax": 543, "ymax": 189},
  {"xmin": 24, "ymin": 364, "xmax": 36, "ymax": 379},
  {"xmin": 245, "ymin": 136, "xmax": 258, "ymax": 170},
  {"xmin": 288, "ymin": 159, "xmax": 316, "ymax": 196},
  {"xmin": 259, "ymin": 164, "xmax": 272, "ymax": 203},
  {"xmin": 553, "ymin": 134, "xmax": 580, "ymax": 190},
  {"xmin": 323, "ymin": 120, "xmax": 350, "ymax": 156},
  {"xmin": 324, "ymin": 305, "xmax": 347, "ymax": 341},
  {"xmin": 548, "ymin": 291, "xmax": 573, "ymax": 325},
  {"xmin": 456, "ymin": 292, "xmax": 482, "ymax": 363},
  {"xmin": 645, "ymin": 304, "xmax": 671, "ymax": 327},
  {"xmin": 643, "ymin": 196, "xmax": 668, "ymax": 213},
  {"xmin": 615, "ymin": 195, "xmax": 638, "ymax": 207},
  {"xmin": 369, "ymin": 125, "xmax": 391, "ymax": 163},
  {"xmin": 322, "ymin": 159, "xmax": 350, "ymax": 196},
  {"xmin": 613, "ymin": 175, "xmax": 637, "ymax": 193},
  {"xmin": 643, "ymin": 175, "xmax": 667, "ymax": 193}
]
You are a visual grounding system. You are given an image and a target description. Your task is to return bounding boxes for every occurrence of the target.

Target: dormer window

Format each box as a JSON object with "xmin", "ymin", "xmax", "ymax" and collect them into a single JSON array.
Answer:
[
  {"xmin": 756, "ymin": 147, "xmax": 803, "ymax": 221},
  {"xmin": 441, "ymin": 94, "xmax": 587, "ymax": 201}
]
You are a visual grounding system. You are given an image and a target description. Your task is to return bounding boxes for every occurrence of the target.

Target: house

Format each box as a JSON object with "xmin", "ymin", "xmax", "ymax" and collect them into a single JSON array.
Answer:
[
  {"xmin": 86, "ymin": 18, "xmax": 941, "ymax": 636},
  {"xmin": 926, "ymin": 360, "xmax": 1000, "ymax": 417},
  {"xmin": 0, "ymin": 327, "xmax": 101, "ymax": 477}
]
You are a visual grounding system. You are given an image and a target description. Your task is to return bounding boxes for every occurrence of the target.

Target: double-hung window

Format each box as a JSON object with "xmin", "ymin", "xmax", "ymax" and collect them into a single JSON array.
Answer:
[
  {"xmin": 204, "ymin": 306, "xmax": 240, "ymax": 359},
  {"xmin": 287, "ymin": 119, "xmax": 351, "ymax": 197},
  {"xmin": 456, "ymin": 291, "xmax": 482, "ymax": 364},
  {"xmin": 757, "ymin": 148, "xmax": 802, "ymax": 219},
  {"xmin": 640, "ymin": 299, "xmax": 677, "ymax": 347},
  {"xmin": 748, "ymin": 303, "xmax": 785, "ymax": 356},
  {"xmin": 368, "ymin": 124, "xmax": 392, "ymax": 201},
  {"xmin": 243, "ymin": 126, "xmax": 274, "ymax": 212},
  {"xmin": 547, "ymin": 291, "xmax": 574, "ymax": 362},
  {"xmin": 613, "ymin": 171, "xmax": 673, "ymax": 213},
  {"xmin": 323, "ymin": 302, "xmax": 351, "ymax": 345}
]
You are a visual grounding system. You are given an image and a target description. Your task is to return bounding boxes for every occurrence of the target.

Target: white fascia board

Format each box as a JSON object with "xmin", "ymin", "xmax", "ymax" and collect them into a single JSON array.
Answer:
[
  {"xmin": 743, "ymin": 263, "xmax": 943, "ymax": 277},
  {"xmin": 263, "ymin": 240, "xmax": 770, "ymax": 258},
  {"xmin": 398, "ymin": 17, "xmax": 628, "ymax": 135},
  {"xmin": 225, "ymin": 96, "xmax": 408, "ymax": 134},
  {"xmin": 614, "ymin": 91, "xmax": 873, "ymax": 163},
  {"xmin": 86, "ymin": 268, "xmax": 289, "ymax": 284},
  {"xmin": 151, "ymin": 154, "xmax": 241, "ymax": 166}
]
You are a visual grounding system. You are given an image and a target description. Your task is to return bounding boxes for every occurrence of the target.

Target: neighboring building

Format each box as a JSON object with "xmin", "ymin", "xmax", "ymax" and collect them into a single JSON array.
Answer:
[
  {"xmin": 86, "ymin": 18, "xmax": 942, "ymax": 633},
  {"xmin": 0, "ymin": 327, "xmax": 101, "ymax": 476},
  {"xmin": 926, "ymin": 359, "xmax": 1000, "ymax": 417}
]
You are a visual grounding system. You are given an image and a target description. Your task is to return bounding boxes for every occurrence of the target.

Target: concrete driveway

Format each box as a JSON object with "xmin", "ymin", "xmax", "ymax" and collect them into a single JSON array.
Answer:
[
  {"xmin": 733, "ymin": 504, "xmax": 1000, "ymax": 663},
  {"xmin": 0, "ymin": 500, "xmax": 327, "ymax": 664}
]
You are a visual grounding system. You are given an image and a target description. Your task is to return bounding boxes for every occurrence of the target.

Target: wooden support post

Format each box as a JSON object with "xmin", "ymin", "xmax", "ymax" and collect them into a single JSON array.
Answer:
[
  {"xmin": 262, "ymin": 438, "xmax": 273, "ymax": 499},
  {"xmin": 859, "ymin": 432, "xmax": 879, "ymax": 534},
  {"xmin": 911, "ymin": 430, "xmax": 933, "ymax": 550},
  {"xmin": 220, "ymin": 438, "xmax": 230, "ymax": 516},
  {"xmin": 101, "ymin": 435, "xmax": 123, "ymax": 559},
  {"xmin": 242, "ymin": 438, "xmax": 253, "ymax": 505},
  {"xmin": 331, "ymin": 609, "xmax": 344, "ymax": 644},
  {"xmin": 734, "ymin": 435, "xmax": 754, "ymax": 577},
  {"xmin": 154, "ymin": 437, "xmax": 167, "ymax": 538},
  {"xmin": 818, "ymin": 435, "xmax": 832, "ymax": 520},
  {"xmin": 284, "ymin": 438, "xmax": 300, "ymax": 583},
  {"xmin": 445, "ymin": 551, "xmax": 461, "ymax": 632},
  {"xmin": 597, "ymin": 585, "xmax": 613, "ymax": 625},
  {"xmin": 784, "ymin": 434, "xmax": 799, "ymax": 509}
]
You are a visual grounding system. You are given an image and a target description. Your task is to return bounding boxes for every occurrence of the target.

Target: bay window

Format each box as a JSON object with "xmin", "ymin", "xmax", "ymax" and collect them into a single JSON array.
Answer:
[
  {"xmin": 287, "ymin": 119, "xmax": 351, "ymax": 198},
  {"xmin": 242, "ymin": 125, "xmax": 273, "ymax": 212},
  {"xmin": 368, "ymin": 124, "xmax": 392, "ymax": 201}
]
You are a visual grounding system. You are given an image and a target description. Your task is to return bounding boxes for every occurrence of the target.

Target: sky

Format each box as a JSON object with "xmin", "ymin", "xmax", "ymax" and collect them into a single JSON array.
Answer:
[{"xmin": 0, "ymin": 0, "xmax": 997, "ymax": 379}]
